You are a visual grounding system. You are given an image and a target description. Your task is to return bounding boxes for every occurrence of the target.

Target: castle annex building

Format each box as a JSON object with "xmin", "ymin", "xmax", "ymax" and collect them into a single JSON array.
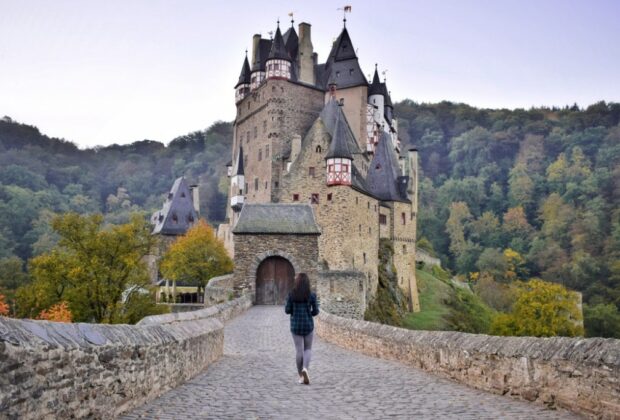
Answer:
[{"xmin": 217, "ymin": 19, "xmax": 420, "ymax": 315}]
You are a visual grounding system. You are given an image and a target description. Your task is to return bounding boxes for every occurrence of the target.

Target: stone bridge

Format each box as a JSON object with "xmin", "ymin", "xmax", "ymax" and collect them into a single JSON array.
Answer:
[{"xmin": 1, "ymin": 296, "xmax": 619, "ymax": 419}]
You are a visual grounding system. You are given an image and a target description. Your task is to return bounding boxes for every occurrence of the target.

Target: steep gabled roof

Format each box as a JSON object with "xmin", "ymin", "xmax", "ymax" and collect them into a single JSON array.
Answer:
[
  {"xmin": 268, "ymin": 26, "xmax": 291, "ymax": 61},
  {"xmin": 329, "ymin": 27, "xmax": 357, "ymax": 62},
  {"xmin": 318, "ymin": 27, "xmax": 367, "ymax": 90},
  {"xmin": 152, "ymin": 177, "xmax": 199, "ymax": 235},
  {"xmin": 366, "ymin": 132, "xmax": 409, "ymax": 202},
  {"xmin": 233, "ymin": 146, "xmax": 244, "ymax": 176},
  {"xmin": 282, "ymin": 25, "xmax": 299, "ymax": 60},
  {"xmin": 233, "ymin": 204, "xmax": 321, "ymax": 234},
  {"xmin": 235, "ymin": 55, "xmax": 251, "ymax": 88},
  {"xmin": 319, "ymin": 99, "xmax": 362, "ymax": 155},
  {"xmin": 252, "ymin": 39, "xmax": 272, "ymax": 72},
  {"xmin": 325, "ymin": 104, "xmax": 353, "ymax": 160}
]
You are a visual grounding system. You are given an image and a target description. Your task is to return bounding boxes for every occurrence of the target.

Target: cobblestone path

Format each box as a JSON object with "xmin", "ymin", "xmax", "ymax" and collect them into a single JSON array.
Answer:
[{"xmin": 123, "ymin": 306, "xmax": 578, "ymax": 419}]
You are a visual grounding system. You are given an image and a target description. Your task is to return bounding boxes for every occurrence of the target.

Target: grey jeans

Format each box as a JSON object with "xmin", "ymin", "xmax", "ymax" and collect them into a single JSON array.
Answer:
[{"xmin": 292, "ymin": 331, "xmax": 313, "ymax": 374}]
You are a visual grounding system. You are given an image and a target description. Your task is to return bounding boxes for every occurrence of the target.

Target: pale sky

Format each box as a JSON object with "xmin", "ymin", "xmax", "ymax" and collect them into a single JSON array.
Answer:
[{"xmin": 1, "ymin": 0, "xmax": 619, "ymax": 148}]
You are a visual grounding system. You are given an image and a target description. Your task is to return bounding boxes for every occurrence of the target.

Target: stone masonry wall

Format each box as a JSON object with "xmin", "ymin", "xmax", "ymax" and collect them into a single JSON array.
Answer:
[
  {"xmin": 392, "ymin": 200, "xmax": 420, "ymax": 311},
  {"xmin": 0, "ymin": 296, "xmax": 251, "ymax": 419},
  {"xmin": 316, "ymin": 311, "xmax": 620, "ymax": 419},
  {"xmin": 315, "ymin": 270, "xmax": 366, "ymax": 319},
  {"xmin": 233, "ymin": 234, "xmax": 319, "ymax": 297}
]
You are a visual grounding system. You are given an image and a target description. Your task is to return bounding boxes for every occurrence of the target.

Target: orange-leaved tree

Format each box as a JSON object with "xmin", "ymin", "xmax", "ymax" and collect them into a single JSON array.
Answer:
[
  {"xmin": 160, "ymin": 220, "xmax": 233, "ymax": 300},
  {"xmin": 0, "ymin": 294, "xmax": 9, "ymax": 316},
  {"xmin": 38, "ymin": 301, "xmax": 73, "ymax": 322}
]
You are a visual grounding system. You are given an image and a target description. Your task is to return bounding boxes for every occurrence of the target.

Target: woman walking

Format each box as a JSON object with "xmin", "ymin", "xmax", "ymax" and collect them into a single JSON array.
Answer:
[{"xmin": 285, "ymin": 273, "xmax": 319, "ymax": 385}]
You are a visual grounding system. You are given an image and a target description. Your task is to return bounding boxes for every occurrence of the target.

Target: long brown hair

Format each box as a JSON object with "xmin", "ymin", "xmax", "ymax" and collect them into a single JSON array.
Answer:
[{"xmin": 291, "ymin": 273, "xmax": 311, "ymax": 302}]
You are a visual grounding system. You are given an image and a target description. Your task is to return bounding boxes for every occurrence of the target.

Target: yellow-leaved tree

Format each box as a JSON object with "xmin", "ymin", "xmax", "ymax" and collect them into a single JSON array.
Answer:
[
  {"xmin": 160, "ymin": 220, "xmax": 233, "ymax": 300},
  {"xmin": 491, "ymin": 279, "xmax": 584, "ymax": 337}
]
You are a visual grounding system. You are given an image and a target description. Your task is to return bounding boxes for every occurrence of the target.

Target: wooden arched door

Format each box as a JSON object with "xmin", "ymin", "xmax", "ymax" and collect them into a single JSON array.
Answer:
[{"xmin": 255, "ymin": 257, "xmax": 294, "ymax": 305}]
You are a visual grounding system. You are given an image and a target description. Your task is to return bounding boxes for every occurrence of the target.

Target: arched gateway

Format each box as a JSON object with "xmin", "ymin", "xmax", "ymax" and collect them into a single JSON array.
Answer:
[{"xmin": 255, "ymin": 256, "xmax": 294, "ymax": 305}]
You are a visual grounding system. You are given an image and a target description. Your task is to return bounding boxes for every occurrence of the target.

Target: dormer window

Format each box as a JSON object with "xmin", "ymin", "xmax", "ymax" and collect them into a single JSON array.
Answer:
[
  {"xmin": 181, "ymin": 192, "xmax": 186, "ymax": 198},
  {"xmin": 168, "ymin": 192, "xmax": 173, "ymax": 199},
  {"xmin": 188, "ymin": 214, "xmax": 194, "ymax": 223},
  {"xmin": 172, "ymin": 213, "xmax": 178, "ymax": 224}
]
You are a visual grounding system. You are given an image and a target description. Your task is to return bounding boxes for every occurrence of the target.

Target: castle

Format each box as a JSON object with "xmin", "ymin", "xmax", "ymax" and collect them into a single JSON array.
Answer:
[{"xmin": 217, "ymin": 18, "xmax": 420, "ymax": 315}]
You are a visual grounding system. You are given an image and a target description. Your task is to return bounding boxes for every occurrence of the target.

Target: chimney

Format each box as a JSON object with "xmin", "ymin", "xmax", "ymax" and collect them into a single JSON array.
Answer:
[
  {"xmin": 189, "ymin": 184, "xmax": 200, "ymax": 215},
  {"xmin": 251, "ymin": 34, "xmax": 261, "ymax": 69},
  {"xmin": 298, "ymin": 23, "xmax": 315, "ymax": 84}
]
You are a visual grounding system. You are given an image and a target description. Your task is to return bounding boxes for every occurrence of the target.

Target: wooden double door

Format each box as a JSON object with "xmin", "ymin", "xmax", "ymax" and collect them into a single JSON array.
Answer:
[{"xmin": 255, "ymin": 257, "xmax": 294, "ymax": 305}]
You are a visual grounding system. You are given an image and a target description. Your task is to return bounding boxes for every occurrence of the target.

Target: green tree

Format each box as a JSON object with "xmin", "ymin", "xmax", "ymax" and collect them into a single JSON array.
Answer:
[
  {"xmin": 583, "ymin": 303, "xmax": 620, "ymax": 338},
  {"xmin": 16, "ymin": 213, "xmax": 163, "ymax": 323},
  {"xmin": 160, "ymin": 220, "xmax": 233, "ymax": 299},
  {"xmin": 490, "ymin": 279, "xmax": 583, "ymax": 337}
]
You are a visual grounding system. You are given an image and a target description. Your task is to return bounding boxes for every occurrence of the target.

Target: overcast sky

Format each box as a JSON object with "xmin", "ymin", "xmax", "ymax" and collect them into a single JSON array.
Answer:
[{"xmin": 1, "ymin": 0, "xmax": 619, "ymax": 148}]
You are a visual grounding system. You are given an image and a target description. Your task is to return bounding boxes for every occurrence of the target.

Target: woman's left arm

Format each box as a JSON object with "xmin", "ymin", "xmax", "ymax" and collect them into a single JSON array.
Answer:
[
  {"xmin": 285, "ymin": 294, "xmax": 292, "ymax": 314},
  {"xmin": 310, "ymin": 293, "xmax": 319, "ymax": 316}
]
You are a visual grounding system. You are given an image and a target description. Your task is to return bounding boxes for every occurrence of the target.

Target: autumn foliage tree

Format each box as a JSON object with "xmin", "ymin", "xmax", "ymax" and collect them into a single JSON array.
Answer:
[
  {"xmin": 490, "ymin": 279, "xmax": 584, "ymax": 337},
  {"xmin": 0, "ymin": 294, "xmax": 9, "ymax": 316},
  {"xmin": 160, "ymin": 220, "xmax": 233, "ymax": 299},
  {"xmin": 38, "ymin": 301, "xmax": 72, "ymax": 322},
  {"xmin": 15, "ymin": 213, "xmax": 166, "ymax": 323}
]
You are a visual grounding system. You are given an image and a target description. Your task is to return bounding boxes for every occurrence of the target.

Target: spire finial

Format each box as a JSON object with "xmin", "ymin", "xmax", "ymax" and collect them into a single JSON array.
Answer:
[
  {"xmin": 288, "ymin": 12, "xmax": 294, "ymax": 27},
  {"xmin": 375, "ymin": 63, "xmax": 378, "ymax": 71},
  {"xmin": 277, "ymin": 18, "xmax": 280, "ymax": 28},
  {"xmin": 245, "ymin": 49, "xmax": 248, "ymax": 57},
  {"xmin": 338, "ymin": 5, "xmax": 351, "ymax": 28}
]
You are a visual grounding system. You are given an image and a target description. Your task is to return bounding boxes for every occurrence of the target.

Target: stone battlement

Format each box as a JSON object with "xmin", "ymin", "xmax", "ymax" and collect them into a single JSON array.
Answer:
[{"xmin": 316, "ymin": 310, "xmax": 620, "ymax": 419}]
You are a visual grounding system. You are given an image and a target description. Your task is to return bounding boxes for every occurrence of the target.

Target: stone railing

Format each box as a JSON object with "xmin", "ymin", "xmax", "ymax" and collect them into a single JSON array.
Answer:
[
  {"xmin": 139, "ymin": 293, "xmax": 252, "ymax": 326},
  {"xmin": 316, "ymin": 311, "xmax": 620, "ymax": 419},
  {"xmin": 0, "ymin": 295, "xmax": 252, "ymax": 419},
  {"xmin": 204, "ymin": 274, "xmax": 236, "ymax": 306}
]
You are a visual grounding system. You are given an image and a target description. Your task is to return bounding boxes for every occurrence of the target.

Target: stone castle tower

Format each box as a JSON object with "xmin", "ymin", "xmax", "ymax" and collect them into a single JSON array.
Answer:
[{"xmin": 217, "ymin": 19, "xmax": 420, "ymax": 314}]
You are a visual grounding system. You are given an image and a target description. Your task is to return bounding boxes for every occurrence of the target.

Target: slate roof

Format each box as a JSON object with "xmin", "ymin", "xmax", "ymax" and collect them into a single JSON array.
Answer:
[
  {"xmin": 368, "ymin": 67, "xmax": 383, "ymax": 96},
  {"xmin": 282, "ymin": 25, "xmax": 299, "ymax": 61},
  {"xmin": 151, "ymin": 177, "xmax": 199, "ymax": 235},
  {"xmin": 319, "ymin": 99, "xmax": 362, "ymax": 155},
  {"xmin": 233, "ymin": 146, "xmax": 244, "ymax": 176},
  {"xmin": 366, "ymin": 132, "xmax": 410, "ymax": 203},
  {"xmin": 325, "ymin": 103, "xmax": 353, "ymax": 160},
  {"xmin": 252, "ymin": 39, "xmax": 272, "ymax": 72},
  {"xmin": 235, "ymin": 55, "xmax": 251, "ymax": 88},
  {"xmin": 317, "ymin": 27, "xmax": 367, "ymax": 90},
  {"xmin": 233, "ymin": 204, "xmax": 321, "ymax": 234},
  {"xmin": 268, "ymin": 26, "xmax": 291, "ymax": 61}
]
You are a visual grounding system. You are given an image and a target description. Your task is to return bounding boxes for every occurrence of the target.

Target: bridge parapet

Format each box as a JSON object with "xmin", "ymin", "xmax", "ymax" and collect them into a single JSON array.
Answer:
[
  {"xmin": 0, "ymin": 295, "xmax": 251, "ymax": 419},
  {"xmin": 316, "ymin": 311, "xmax": 620, "ymax": 419}
]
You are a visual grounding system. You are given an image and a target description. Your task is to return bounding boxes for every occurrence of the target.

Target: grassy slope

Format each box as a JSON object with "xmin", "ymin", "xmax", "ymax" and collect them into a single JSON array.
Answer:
[{"xmin": 402, "ymin": 266, "xmax": 494, "ymax": 332}]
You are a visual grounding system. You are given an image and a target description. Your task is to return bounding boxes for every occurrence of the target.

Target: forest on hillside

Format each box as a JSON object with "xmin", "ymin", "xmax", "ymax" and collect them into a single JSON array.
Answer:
[{"xmin": 0, "ymin": 100, "xmax": 619, "ymax": 335}]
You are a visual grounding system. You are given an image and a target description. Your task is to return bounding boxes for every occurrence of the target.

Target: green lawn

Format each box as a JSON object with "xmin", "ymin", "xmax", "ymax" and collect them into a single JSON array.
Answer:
[{"xmin": 402, "ymin": 268, "xmax": 452, "ymax": 331}]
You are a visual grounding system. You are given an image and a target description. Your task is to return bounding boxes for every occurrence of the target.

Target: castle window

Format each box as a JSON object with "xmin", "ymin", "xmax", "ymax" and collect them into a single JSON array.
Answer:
[
  {"xmin": 403, "ymin": 245, "xmax": 407, "ymax": 253},
  {"xmin": 258, "ymin": 148, "xmax": 262, "ymax": 161},
  {"xmin": 274, "ymin": 181, "xmax": 279, "ymax": 188},
  {"xmin": 246, "ymin": 131, "xmax": 250, "ymax": 143},
  {"xmin": 309, "ymin": 167, "xmax": 315, "ymax": 177},
  {"xmin": 327, "ymin": 193, "xmax": 332, "ymax": 201},
  {"xmin": 368, "ymin": 227, "xmax": 371, "ymax": 234},
  {"xmin": 336, "ymin": 71, "xmax": 340, "ymax": 78},
  {"xmin": 188, "ymin": 214, "xmax": 195, "ymax": 223},
  {"xmin": 245, "ymin": 182, "xmax": 248, "ymax": 192},
  {"xmin": 254, "ymin": 178, "xmax": 258, "ymax": 191},
  {"xmin": 293, "ymin": 194, "xmax": 299, "ymax": 201},
  {"xmin": 367, "ymin": 201, "xmax": 370, "ymax": 209},
  {"xmin": 412, "ymin": 211, "xmax": 416, "ymax": 219},
  {"xmin": 375, "ymin": 205, "xmax": 377, "ymax": 212},
  {"xmin": 181, "ymin": 192, "xmax": 186, "ymax": 198},
  {"xmin": 376, "ymin": 163, "xmax": 381, "ymax": 170},
  {"xmin": 358, "ymin": 224, "xmax": 361, "ymax": 233},
  {"xmin": 263, "ymin": 120, "xmax": 267, "ymax": 132},
  {"xmin": 356, "ymin": 197, "xmax": 358, "ymax": 205},
  {"xmin": 272, "ymin": 85, "xmax": 276, "ymax": 92},
  {"xmin": 253, "ymin": 126, "xmax": 257, "ymax": 139},
  {"xmin": 311, "ymin": 193, "xmax": 319, "ymax": 204},
  {"xmin": 349, "ymin": 68, "xmax": 354, "ymax": 76},
  {"xmin": 401, "ymin": 212, "xmax": 406, "ymax": 225},
  {"xmin": 316, "ymin": 145, "xmax": 322, "ymax": 153},
  {"xmin": 363, "ymin": 253, "xmax": 366, "ymax": 264},
  {"xmin": 265, "ymin": 145, "xmax": 269, "ymax": 158},
  {"xmin": 172, "ymin": 213, "xmax": 178, "ymax": 224},
  {"xmin": 244, "ymin": 154, "xmax": 248, "ymax": 163},
  {"xmin": 379, "ymin": 214, "xmax": 387, "ymax": 225},
  {"xmin": 264, "ymin": 181, "xmax": 268, "ymax": 189}
]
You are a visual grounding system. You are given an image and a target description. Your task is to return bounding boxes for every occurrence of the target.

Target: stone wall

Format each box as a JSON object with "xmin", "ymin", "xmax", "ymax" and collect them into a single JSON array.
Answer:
[
  {"xmin": 204, "ymin": 273, "xmax": 236, "ymax": 306},
  {"xmin": 416, "ymin": 248, "xmax": 442, "ymax": 267},
  {"xmin": 315, "ymin": 270, "xmax": 366, "ymax": 319},
  {"xmin": 316, "ymin": 311, "xmax": 620, "ymax": 419},
  {"xmin": 0, "ymin": 296, "xmax": 251, "ymax": 419},
  {"xmin": 233, "ymin": 233, "xmax": 319, "ymax": 297}
]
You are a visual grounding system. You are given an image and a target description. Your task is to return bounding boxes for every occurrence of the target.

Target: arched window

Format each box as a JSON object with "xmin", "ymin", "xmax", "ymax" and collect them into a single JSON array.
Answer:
[{"xmin": 315, "ymin": 145, "xmax": 322, "ymax": 153}]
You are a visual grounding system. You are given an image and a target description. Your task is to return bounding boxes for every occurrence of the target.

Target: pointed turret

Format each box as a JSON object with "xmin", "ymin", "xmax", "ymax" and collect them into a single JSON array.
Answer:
[
  {"xmin": 266, "ymin": 22, "xmax": 292, "ymax": 80},
  {"xmin": 235, "ymin": 53, "xmax": 251, "ymax": 103},
  {"xmin": 367, "ymin": 132, "xmax": 409, "ymax": 202},
  {"xmin": 368, "ymin": 65, "xmax": 383, "ymax": 96},
  {"xmin": 321, "ymin": 27, "xmax": 367, "ymax": 89},
  {"xmin": 282, "ymin": 22, "xmax": 298, "ymax": 62},
  {"xmin": 231, "ymin": 146, "xmax": 245, "ymax": 211},
  {"xmin": 151, "ymin": 177, "xmax": 199, "ymax": 235},
  {"xmin": 325, "ymin": 102, "xmax": 354, "ymax": 186},
  {"xmin": 250, "ymin": 35, "xmax": 271, "ymax": 90}
]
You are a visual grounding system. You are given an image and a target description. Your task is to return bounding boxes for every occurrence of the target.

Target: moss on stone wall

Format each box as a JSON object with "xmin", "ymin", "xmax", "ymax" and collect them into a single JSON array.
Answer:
[{"xmin": 364, "ymin": 239, "xmax": 408, "ymax": 326}]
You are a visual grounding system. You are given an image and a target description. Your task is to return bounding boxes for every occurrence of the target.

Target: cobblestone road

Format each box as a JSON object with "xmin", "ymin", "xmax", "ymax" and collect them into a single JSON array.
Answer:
[{"xmin": 123, "ymin": 306, "xmax": 578, "ymax": 419}]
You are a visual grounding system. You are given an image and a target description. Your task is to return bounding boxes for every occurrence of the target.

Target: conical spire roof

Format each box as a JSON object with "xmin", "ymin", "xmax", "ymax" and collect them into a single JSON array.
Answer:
[
  {"xmin": 367, "ymin": 132, "xmax": 408, "ymax": 202},
  {"xmin": 151, "ymin": 177, "xmax": 199, "ymax": 235},
  {"xmin": 329, "ymin": 27, "xmax": 357, "ymax": 62},
  {"xmin": 325, "ymin": 105, "xmax": 353, "ymax": 160},
  {"xmin": 235, "ymin": 54, "xmax": 251, "ymax": 88},
  {"xmin": 282, "ymin": 24, "xmax": 298, "ymax": 60},
  {"xmin": 319, "ymin": 99, "xmax": 362, "ymax": 155},
  {"xmin": 268, "ymin": 25, "xmax": 291, "ymax": 61},
  {"xmin": 368, "ymin": 66, "xmax": 383, "ymax": 96},
  {"xmin": 233, "ymin": 146, "xmax": 244, "ymax": 176}
]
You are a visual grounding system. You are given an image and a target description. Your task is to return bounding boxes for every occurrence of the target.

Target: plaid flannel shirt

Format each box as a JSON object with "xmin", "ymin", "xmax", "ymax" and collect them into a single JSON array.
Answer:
[{"xmin": 285, "ymin": 292, "xmax": 319, "ymax": 336}]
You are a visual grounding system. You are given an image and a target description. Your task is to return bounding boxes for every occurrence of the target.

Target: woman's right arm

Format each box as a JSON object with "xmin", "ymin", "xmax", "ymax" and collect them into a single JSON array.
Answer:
[{"xmin": 284, "ymin": 294, "xmax": 292, "ymax": 314}]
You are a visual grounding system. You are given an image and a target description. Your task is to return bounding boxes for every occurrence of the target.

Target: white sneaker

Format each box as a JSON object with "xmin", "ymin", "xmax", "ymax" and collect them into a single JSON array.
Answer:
[
  {"xmin": 298, "ymin": 376, "xmax": 304, "ymax": 384},
  {"xmin": 301, "ymin": 368, "xmax": 310, "ymax": 385}
]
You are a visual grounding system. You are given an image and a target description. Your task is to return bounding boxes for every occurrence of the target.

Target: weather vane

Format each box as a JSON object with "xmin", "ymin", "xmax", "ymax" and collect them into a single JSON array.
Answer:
[
  {"xmin": 337, "ymin": 5, "xmax": 352, "ymax": 27},
  {"xmin": 288, "ymin": 11, "xmax": 295, "ymax": 26}
]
